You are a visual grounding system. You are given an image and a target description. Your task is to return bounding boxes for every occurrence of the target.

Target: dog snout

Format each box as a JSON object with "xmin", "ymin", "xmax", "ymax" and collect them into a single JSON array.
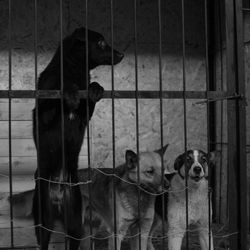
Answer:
[
  {"xmin": 116, "ymin": 52, "xmax": 124, "ymax": 59},
  {"xmin": 113, "ymin": 50, "xmax": 124, "ymax": 64},
  {"xmin": 193, "ymin": 166, "xmax": 202, "ymax": 175}
]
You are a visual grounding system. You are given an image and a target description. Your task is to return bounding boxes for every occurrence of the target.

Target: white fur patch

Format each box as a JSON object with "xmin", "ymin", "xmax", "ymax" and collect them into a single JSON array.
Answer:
[{"xmin": 193, "ymin": 150, "xmax": 199, "ymax": 163}]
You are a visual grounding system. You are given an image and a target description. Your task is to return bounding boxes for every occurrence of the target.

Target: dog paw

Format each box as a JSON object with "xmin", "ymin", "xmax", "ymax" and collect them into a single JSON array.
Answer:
[
  {"xmin": 88, "ymin": 82, "xmax": 104, "ymax": 103},
  {"xmin": 64, "ymin": 84, "xmax": 80, "ymax": 110}
]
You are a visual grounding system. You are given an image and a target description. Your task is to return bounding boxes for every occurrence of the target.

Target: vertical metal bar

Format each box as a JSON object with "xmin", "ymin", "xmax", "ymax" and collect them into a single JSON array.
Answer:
[
  {"xmin": 181, "ymin": 0, "xmax": 189, "ymax": 248},
  {"xmin": 206, "ymin": 0, "xmax": 217, "ymax": 223},
  {"xmin": 234, "ymin": 0, "xmax": 248, "ymax": 247},
  {"xmin": 204, "ymin": 0, "xmax": 212, "ymax": 249},
  {"xmin": 34, "ymin": 0, "xmax": 42, "ymax": 249},
  {"xmin": 133, "ymin": 0, "xmax": 142, "ymax": 248},
  {"xmin": 85, "ymin": 1, "xmax": 94, "ymax": 249},
  {"xmin": 217, "ymin": 0, "xmax": 225, "ymax": 223},
  {"xmin": 225, "ymin": 1, "xmax": 238, "ymax": 248},
  {"xmin": 110, "ymin": 1, "xmax": 117, "ymax": 249},
  {"xmin": 59, "ymin": 0, "xmax": 67, "ymax": 248},
  {"xmin": 8, "ymin": 0, "xmax": 14, "ymax": 247},
  {"xmin": 157, "ymin": 0, "xmax": 166, "ymax": 249}
]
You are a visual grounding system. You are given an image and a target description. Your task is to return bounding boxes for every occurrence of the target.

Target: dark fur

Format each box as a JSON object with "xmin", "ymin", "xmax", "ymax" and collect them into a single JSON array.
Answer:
[{"xmin": 32, "ymin": 27, "xmax": 123, "ymax": 250}]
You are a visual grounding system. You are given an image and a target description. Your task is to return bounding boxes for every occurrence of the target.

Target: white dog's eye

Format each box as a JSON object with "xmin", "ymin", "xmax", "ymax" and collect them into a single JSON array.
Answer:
[
  {"xmin": 201, "ymin": 157, "xmax": 207, "ymax": 163},
  {"xmin": 98, "ymin": 40, "xmax": 106, "ymax": 49}
]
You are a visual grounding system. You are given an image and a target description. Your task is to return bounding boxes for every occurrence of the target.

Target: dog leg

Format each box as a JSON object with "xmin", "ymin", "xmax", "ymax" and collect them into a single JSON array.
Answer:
[
  {"xmin": 168, "ymin": 227, "xmax": 185, "ymax": 250},
  {"xmin": 130, "ymin": 218, "xmax": 154, "ymax": 250},
  {"xmin": 147, "ymin": 214, "xmax": 162, "ymax": 250},
  {"xmin": 64, "ymin": 187, "xmax": 82, "ymax": 250},
  {"xmin": 198, "ymin": 227, "xmax": 214, "ymax": 250},
  {"xmin": 108, "ymin": 234, "xmax": 122, "ymax": 250},
  {"xmin": 33, "ymin": 185, "xmax": 54, "ymax": 250}
]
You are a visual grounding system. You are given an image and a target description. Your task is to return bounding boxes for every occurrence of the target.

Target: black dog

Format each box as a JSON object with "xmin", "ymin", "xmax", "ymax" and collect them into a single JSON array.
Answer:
[{"xmin": 32, "ymin": 27, "xmax": 123, "ymax": 250}]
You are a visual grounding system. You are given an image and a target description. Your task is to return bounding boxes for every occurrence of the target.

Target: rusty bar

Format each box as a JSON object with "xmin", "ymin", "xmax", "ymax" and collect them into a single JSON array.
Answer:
[
  {"xmin": 58, "ymin": 0, "xmax": 68, "ymax": 248},
  {"xmin": 157, "ymin": 0, "xmax": 166, "ymax": 249},
  {"xmin": 8, "ymin": 0, "xmax": 14, "ymax": 246},
  {"xmin": 133, "ymin": 0, "xmax": 142, "ymax": 249},
  {"xmin": 110, "ymin": 1, "xmax": 118, "ymax": 249},
  {"xmin": 234, "ymin": 0, "xmax": 248, "ymax": 246},
  {"xmin": 33, "ymin": 0, "xmax": 42, "ymax": 248},
  {"xmin": 204, "ymin": 0, "xmax": 213, "ymax": 248},
  {"xmin": 85, "ymin": 1, "xmax": 94, "ymax": 249},
  {"xmin": 0, "ymin": 90, "xmax": 234, "ymax": 99},
  {"xmin": 181, "ymin": 0, "xmax": 189, "ymax": 248}
]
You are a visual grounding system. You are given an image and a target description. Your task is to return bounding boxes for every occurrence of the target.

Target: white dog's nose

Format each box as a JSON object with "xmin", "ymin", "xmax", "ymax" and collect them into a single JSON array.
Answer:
[{"xmin": 193, "ymin": 166, "xmax": 202, "ymax": 175}]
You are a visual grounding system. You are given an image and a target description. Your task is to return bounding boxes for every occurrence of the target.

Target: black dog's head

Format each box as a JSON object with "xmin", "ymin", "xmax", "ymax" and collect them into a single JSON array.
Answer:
[{"xmin": 68, "ymin": 27, "xmax": 124, "ymax": 69}]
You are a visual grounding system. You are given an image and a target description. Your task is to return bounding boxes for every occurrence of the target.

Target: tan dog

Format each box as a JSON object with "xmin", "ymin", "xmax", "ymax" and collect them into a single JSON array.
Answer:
[
  {"xmin": 79, "ymin": 145, "xmax": 169, "ymax": 250},
  {"xmin": 148, "ymin": 149, "xmax": 217, "ymax": 250},
  {"xmin": 0, "ymin": 145, "xmax": 169, "ymax": 250}
]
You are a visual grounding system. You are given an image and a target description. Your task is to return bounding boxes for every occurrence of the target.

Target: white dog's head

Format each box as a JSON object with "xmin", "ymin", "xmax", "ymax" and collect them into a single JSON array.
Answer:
[{"xmin": 173, "ymin": 149, "xmax": 218, "ymax": 183}]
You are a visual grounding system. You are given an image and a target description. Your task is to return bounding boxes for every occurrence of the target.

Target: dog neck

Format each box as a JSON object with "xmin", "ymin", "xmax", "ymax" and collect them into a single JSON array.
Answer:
[{"xmin": 170, "ymin": 173, "xmax": 208, "ymax": 198}]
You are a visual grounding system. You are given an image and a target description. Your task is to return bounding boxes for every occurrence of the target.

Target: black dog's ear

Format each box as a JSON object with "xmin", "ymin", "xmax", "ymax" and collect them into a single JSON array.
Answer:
[
  {"xmin": 72, "ymin": 27, "xmax": 86, "ymax": 41},
  {"xmin": 125, "ymin": 150, "xmax": 138, "ymax": 169},
  {"xmin": 154, "ymin": 144, "xmax": 169, "ymax": 157},
  {"xmin": 174, "ymin": 154, "xmax": 184, "ymax": 171}
]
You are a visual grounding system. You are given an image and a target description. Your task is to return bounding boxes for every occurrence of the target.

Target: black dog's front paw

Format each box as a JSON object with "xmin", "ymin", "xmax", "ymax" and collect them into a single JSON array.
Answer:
[
  {"xmin": 64, "ymin": 84, "xmax": 80, "ymax": 110},
  {"xmin": 89, "ymin": 82, "xmax": 104, "ymax": 103}
]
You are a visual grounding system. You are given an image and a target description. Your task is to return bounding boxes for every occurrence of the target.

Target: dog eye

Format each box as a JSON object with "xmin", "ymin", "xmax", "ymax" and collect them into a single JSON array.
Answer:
[
  {"xmin": 146, "ymin": 168, "xmax": 154, "ymax": 175},
  {"xmin": 98, "ymin": 40, "xmax": 106, "ymax": 49},
  {"xmin": 201, "ymin": 157, "xmax": 207, "ymax": 163}
]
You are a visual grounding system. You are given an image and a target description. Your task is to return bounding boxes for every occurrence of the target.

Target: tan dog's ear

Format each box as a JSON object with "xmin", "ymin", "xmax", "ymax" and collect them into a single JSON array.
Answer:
[
  {"xmin": 125, "ymin": 150, "xmax": 138, "ymax": 169},
  {"xmin": 208, "ymin": 151, "xmax": 221, "ymax": 165},
  {"xmin": 154, "ymin": 144, "xmax": 169, "ymax": 157}
]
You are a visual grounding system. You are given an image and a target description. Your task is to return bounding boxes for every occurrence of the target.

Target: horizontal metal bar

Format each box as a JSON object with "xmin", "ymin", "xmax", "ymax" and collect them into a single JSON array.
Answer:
[
  {"xmin": 0, "ymin": 90, "xmax": 235, "ymax": 99},
  {"xmin": 0, "ymin": 246, "xmax": 39, "ymax": 249}
]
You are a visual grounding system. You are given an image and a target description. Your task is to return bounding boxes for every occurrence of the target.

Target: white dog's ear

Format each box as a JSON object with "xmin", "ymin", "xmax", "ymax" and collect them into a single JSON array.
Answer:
[
  {"xmin": 208, "ymin": 151, "xmax": 221, "ymax": 165},
  {"xmin": 154, "ymin": 144, "xmax": 169, "ymax": 157},
  {"xmin": 125, "ymin": 150, "xmax": 138, "ymax": 169}
]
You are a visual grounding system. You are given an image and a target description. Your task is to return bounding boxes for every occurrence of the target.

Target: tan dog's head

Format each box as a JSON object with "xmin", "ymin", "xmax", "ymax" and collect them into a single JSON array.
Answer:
[
  {"xmin": 173, "ymin": 149, "xmax": 218, "ymax": 184},
  {"xmin": 125, "ymin": 144, "xmax": 169, "ymax": 193}
]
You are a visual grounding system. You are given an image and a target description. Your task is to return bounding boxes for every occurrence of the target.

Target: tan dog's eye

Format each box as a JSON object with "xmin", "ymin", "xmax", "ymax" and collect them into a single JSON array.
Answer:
[
  {"xmin": 146, "ymin": 167, "xmax": 154, "ymax": 175},
  {"xmin": 98, "ymin": 40, "xmax": 106, "ymax": 49}
]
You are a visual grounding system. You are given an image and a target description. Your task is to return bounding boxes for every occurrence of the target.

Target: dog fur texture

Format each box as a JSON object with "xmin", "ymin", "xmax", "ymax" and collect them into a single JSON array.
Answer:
[
  {"xmin": 32, "ymin": 27, "xmax": 123, "ymax": 250},
  {"xmin": 79, "ymin": 145, "xmax": 169, "ymax": 250},
  {"xmin": 148, "ymin": 149, "xmax": 217, "ymax": 250}
]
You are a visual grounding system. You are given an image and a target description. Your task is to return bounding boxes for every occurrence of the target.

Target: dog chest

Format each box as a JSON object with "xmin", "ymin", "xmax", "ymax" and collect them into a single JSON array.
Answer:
[
  {"xmin": 168, "ymin": 182, "xmax": 210, "ymax": 226},
  {"xmin": 118, "ymin": 190, "xmax": 155, "ymax": 220}
]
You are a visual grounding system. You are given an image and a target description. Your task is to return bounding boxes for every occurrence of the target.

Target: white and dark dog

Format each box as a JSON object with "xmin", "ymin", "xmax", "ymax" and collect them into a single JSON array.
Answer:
[{"xmin": 148, "ymin": 149, "xmax": 217, "ymax": 250}]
